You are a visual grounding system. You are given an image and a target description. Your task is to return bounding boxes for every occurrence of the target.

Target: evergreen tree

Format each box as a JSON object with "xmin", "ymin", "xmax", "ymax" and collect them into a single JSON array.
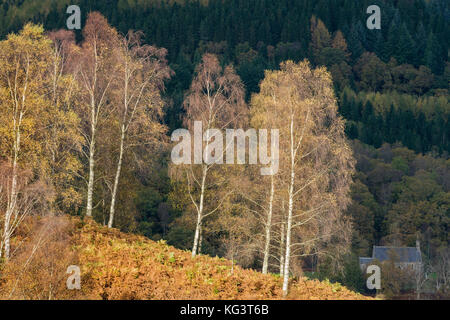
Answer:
[
  {"xmin": 346, "ymin": 22, "xmax": 364, "ymax": 61},
  {"xmin": 395, "ymin": 23, "xmax": 416, "ymax": 65},
  {"xmin": 414, "ymin": 23, "xmax": 428, "ymax": 67},
  {"xmin": 424, "ymin": 32, "xmax": 444, "ymax": 75},
  {"xmin": 385, "ymin": 16, "xmax": 400, "ymax": 60},
  {"xmin": 309, "ymin": 16, "xmax": 332, "ymax": 63},
  {"xmin": 374, "ymin": 31, "xmax": 388, "ymax": 61}
]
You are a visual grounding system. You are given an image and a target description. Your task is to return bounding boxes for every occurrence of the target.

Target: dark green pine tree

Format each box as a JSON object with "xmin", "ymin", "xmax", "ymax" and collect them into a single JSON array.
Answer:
[
  {"xmin": 345, "ymin": 121, "xmax": 359, "ymax": 140},
  {"xmin": 385, "ymin": 104, "xmax": 396, "ymax": 143},
  {"xmin": 339, "ymin": 91, "xmax": 350, "ymax": 118},
  {"xmin": 365, "ymin": 26, "xmax": 379, "ymax": 53},
  {"xmin": 362, "ymin": 100, "xmax": 375, "ymax": 124},
  {"xmin": 402, "ymin": 109, "xmax": 416, "ymax": 150},
  {"xmin": 416, "ymin": 112, "xmax": 427, "ymax": 153},
  {"xmin": 374, "ymin": 31, "xmax": 388, "ymax": 62},
  {"xmin": 385, "ymin": 19, "xmax": 400, "ymax": 60},
  {"xmin": 395, "ymin": 23, "xmax": 416, "ymax": 65},
  {"xmin": 385, "ymin": 10, "xmax": 405, "ymax": 59},
  {"xmin": 360, "ymin": 100, "xmax": 380, "ymax": 147},
  {"xmin": 346, "ymin": 22, "xmax": 364, "ymax": 61},
  {"xmin": 372, "ymin": 115, "xmax": 384, "ymax": 148},
  {"xmin": 414, "ymin": 23, "xmax": 428, "ymax": 67},
  {"xmin": 355, "ymin": 21, "xmax": 367, "ymax": 51},
  {"xmin": 351, "ymin": 100, "xmax": 363, "ymax": 122},
  {"xmin": 424, "ymin": 32, "xmax": 444, "ymax": 75}
]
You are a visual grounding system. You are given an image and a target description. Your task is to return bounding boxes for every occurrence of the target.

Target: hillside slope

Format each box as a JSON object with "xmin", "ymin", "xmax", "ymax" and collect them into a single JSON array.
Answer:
[
  {"xmin": 0, "ymin": 216, "xmax": 372, "ymax": 300},
  {"xmin": 78, "ymin": 218, "xmax": 371, "ymax": 300}
]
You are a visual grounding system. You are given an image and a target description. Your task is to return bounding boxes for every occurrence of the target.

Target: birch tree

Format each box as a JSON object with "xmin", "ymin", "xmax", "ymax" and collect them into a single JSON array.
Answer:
[
  {"xmin": 178, "ymin": 54, "xmax": 246, "ymax": 257},
  {"xmin": 107, "ymin": 31, "xmax": 171, "ymax": 228},
  {"xmin": 252, "ymin": 60, "xmax": 354, "ymax": 296},
  {"xmin": 44, "ymin": 30, "xmax": 83, "ymax": 214},
  {"xmin": 247, "ymin": 83, "xmax": 285, "ymax": 274},
  {"xmin": 235, "ymin": 160, "xmax": 279, "ymax": 274},
  {"xmin": 74, "ymin": 13, "xmax": 119, "ymax": 218},
  {"xmin": 261, "ymin": 174, "xmax": 275, "ymax": 274},
  {"xmin": 0, "ymin": 24, "xmax": 55, "ymax": 260}
]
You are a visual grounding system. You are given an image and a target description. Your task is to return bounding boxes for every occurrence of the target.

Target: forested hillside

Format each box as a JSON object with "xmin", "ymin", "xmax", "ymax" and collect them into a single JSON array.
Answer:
[
  {"xmin": 1, "ymin": 1, "xmax": 447, "ymax": 143},
  {"xmin": 0, "ymin": 0, "xmax": 448, "ymax": 299}
]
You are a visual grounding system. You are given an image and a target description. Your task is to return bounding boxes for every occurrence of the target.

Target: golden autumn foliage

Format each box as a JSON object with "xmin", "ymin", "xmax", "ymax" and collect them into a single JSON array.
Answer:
[
  {"xmin": 0, "ymin": 24, "xmax": 83, "ymax": 260},
  {"xmin": 0, "ymin": 215, "xmax": 372, "ymax": 300}
]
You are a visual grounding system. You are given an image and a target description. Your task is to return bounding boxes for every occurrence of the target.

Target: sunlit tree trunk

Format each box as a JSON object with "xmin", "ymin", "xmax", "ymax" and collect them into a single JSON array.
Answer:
[
  {"xmin": 198, "ymin": 226, "xmax": 203, "ymax": 254},
  {"xmin": 279, "ymin": 200, "xmax": 285, "ymax": 276},
  {"xmin": 282, "ymin": 116, "xmax": 295, "ymax": 297},
  {"xmin": 108, "ymin": 124, "xmax": 125, "ymax": 228},
  {"xmin": 2, "ymin": 131, "xmax": 20, "ymax": 260},
  {"xmin": 86, "ymin": 96, "xmax": 96, "ymax": 217},
  {"xmin": 250, "ymin": 60, "xmax": 354, "ymax": 297},
  {"xmin": 78, "ymin": 13, "xmax": 120, "ymax": 218},
  {"xmin": 106, "ymin": 31, "xmax": 170, "ymax": 228},
  {"xmin": 262, "ymin": 174, "xmax": 275, "ymax": 274},
  {"xmin": 183, "ymin": 54, "xmax": 246, "ymax": 258},
  {"xmin": 192, "ymin": 165, "xmax": 207, "ymax": 257},
  {"xmin": 1, "ymin": 59, "xmax": 27, "ymax": 260}
]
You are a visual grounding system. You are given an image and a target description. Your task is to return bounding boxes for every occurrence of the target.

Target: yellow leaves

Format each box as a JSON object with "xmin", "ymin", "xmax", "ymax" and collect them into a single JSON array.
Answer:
[
  {"xmin": 0, "ymin": 23, "xmax": 84, "ymax": 214},
  {"xmin": 18, "ymin": 23, "xmax": 46, "ymax": 40}
]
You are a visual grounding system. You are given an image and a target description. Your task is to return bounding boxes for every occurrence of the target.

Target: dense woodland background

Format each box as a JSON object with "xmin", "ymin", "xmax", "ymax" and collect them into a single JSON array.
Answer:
[{"xmin": 0, "ymin": 0, "xmax": 448, "ymax": 299}]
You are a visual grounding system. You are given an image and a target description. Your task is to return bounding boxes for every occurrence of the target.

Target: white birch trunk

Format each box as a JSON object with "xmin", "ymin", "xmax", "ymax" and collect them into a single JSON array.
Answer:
[
  {"xmin": 2, "ymin": 171, "xmax": 16, "ymax": 260},
  {"xmin": 192, "ymin": 165, "xmax": 207, "ymax": 257},
  {"xmin": 262, "ymin": 174, "xmax": 275, "ymax": 274},
  {"xmin": 2, "ymin": 172, "xmax": 16, "ymax": 260},
  {"xmin": 2, "ymin": 104, "xmax": 22, "ymax": 260},
  {"xmin": 282, "ymin": 117, "xmax": 295, "ymax": 297},
  {"xmin": 108, "ymin": 124, "xmax": 125, "ymax": 228},
  {"xmin": 1, "ymin": 57, "xmax": 29, "ymax": 260},
  {"xmin": 86, "ymin": 97, "xmax": 96, "ymax": 218},
  {"xmin": 279, "ymin": 206, "xmax": 285, "ymax": 276},
  {"xmin": 198, "ymin": 226, "xmax": 203, "ymax": 254}
]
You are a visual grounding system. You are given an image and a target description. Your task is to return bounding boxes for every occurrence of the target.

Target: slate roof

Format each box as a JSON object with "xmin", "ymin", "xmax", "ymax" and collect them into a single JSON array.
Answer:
[
  {"xmin": 359, "ymin": 246, "xmax": 422, "ymax": 266},
  {"xmin": 372, "ymin": 246, "xmax": 422, "ymax": 263}
]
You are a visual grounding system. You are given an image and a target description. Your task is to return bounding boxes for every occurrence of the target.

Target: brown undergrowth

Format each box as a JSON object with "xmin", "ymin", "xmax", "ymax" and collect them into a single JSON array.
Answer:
[{"xmin": 0, "ymin": 216, "xmax": 372, "ymax": 300}]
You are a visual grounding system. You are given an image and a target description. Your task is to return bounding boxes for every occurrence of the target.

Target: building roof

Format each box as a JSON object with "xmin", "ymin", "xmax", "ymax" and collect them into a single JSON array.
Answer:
[
  {"xmin": 359, "ymin": 246, "xmax": 422, "ymax": 266},
  {"xmin": 372, "ymin": 246, "xmax": 422, "ymax": 263}
]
